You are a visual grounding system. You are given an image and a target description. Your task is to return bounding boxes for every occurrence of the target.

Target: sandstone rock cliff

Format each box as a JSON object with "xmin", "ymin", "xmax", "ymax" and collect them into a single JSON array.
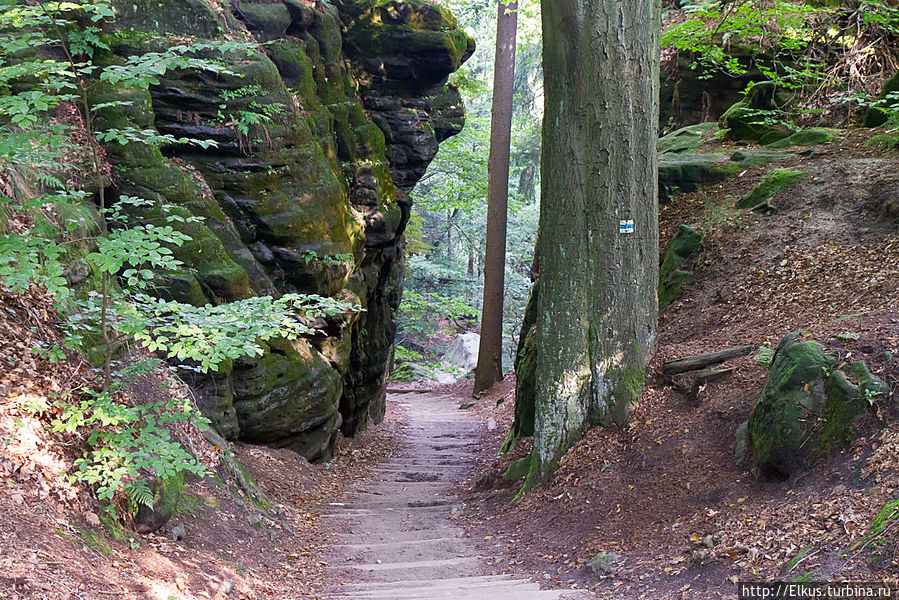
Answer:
[{"xmin": 93, "ymin": 0, "xmax": 472, "ymax": 461}]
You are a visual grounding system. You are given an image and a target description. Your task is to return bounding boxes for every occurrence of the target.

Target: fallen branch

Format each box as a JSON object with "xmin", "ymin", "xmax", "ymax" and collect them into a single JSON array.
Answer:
[{"xmin": 663, "ymin": 345, "xmax": 757, "ymax": 375}]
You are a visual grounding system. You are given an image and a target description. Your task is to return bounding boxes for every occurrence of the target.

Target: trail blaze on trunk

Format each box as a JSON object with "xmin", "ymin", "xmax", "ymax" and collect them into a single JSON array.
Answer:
[{"xmin": 523, "ymin": 0, "xmax": 661, "ymax": 489}]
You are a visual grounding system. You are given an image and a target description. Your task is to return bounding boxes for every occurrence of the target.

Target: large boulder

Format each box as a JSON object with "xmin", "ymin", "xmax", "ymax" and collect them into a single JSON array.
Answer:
[
  {"xmin": 765, "ymin": 128, "xmax": 842, "ymax": 149},
  {"xmin": 441, "ymin": 333, "xmax": 480, "ymax": 376},
  {"xmin": 96, "ymin": 0, "xmax": 472, "ymax": 461},
  {"xmin": 747, "ymin": 333, "xmax": 889, "ymax": 479}
]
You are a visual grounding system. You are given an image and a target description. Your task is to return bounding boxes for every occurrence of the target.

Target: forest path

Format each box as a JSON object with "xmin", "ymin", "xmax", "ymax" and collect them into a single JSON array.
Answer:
[{"xmin": 321, "ymin": 392, "xmax": 584, "ymax": 600}]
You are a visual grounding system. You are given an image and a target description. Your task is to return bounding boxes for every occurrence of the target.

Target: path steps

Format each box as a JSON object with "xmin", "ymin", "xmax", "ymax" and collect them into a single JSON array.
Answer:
[{"xmin": 322, "ymin": 393, "xmax": 585, "ymax": 600}]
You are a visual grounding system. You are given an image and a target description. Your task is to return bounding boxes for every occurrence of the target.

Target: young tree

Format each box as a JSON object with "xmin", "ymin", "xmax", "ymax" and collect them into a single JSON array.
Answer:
[
  {"xmin": 474, "ymin": 0, "xmax": 518, "ymax": 394},
  {"xmin": 524, "ymin": 0, "xmax": 661, "ymax": 486}
]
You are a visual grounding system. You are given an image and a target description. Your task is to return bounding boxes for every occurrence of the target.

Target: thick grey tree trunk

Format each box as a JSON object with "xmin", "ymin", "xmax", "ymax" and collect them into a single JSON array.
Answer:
[
  {"xmin": 474, "ymin": 0, "xmax": 518, "ymax": 394},
  {"xmin": 525, "ymin": 0, "xmax": 661, "ymax": 486}
]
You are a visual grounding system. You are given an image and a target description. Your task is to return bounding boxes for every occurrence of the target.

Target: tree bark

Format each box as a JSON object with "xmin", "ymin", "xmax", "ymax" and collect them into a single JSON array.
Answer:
[
  {"xmin": 525, "ymin": 0, "xmax": 661, "ymax": 485},
  {"xmin": 474, "ymin": 0, "xmax": 518, "ymax": 394}
]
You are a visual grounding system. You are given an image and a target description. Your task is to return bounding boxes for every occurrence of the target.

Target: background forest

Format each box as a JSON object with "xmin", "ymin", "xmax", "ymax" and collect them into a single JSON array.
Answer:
[
  {"xmin": 396, "ymin": 0, "xmax": 899, "ymax": 375},
  {"xmin": 396, "ymin": 0, "xmax": 542, "ymax": 372}
]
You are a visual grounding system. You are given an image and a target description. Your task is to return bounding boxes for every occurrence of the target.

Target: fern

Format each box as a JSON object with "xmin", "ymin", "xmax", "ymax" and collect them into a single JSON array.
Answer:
[{"xmin": 124, "ymin": 480, "xmax": 154, "ymax": 515}]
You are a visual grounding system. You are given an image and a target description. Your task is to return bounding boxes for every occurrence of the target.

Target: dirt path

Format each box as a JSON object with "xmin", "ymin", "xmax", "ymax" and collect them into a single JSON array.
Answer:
[{"xmin": 321, "ymin": 392, "xmax": 585, "ymax": 600}]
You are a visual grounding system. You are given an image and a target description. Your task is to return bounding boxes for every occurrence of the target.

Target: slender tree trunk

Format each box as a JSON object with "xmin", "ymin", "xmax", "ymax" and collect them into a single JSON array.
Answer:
[
  {"xmin": 446, "ymin": 209, "xmax": 452, "ymax": 261},
  {"xmin": 474, "ymin": 0, "xmax": 518, "ymax": 395},
  {"xmin": 524, "ymin": 0, "xmax": 661, "ymax": 485}
]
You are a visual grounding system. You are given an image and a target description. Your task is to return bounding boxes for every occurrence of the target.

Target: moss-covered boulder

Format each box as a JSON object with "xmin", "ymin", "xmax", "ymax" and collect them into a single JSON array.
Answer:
[
  {"xmin": 863, "ymin": 70, "xmax": 899, "ymax": 128},
  {"xmin": 659, "ymin": 225, "xmax": 703, "ymax": 310},
  {"xmin": 719, "ymin": 81, "xmax": 792, "ymax": 145},
  {"xmin": 232, "ymin": 338, "xmax": 343, "ymax": 462},
  {"xmin": 658, "ymin": 152, "xmax": 732, "ymax": 201},
  {"xmin": 747, "ymin": 333, "xmax": 889, "ymax": 479},
  {"xmin": 737, "ymin": 168, "xmax": 806, "ymax": 209},
  {"xmin": 765, "ymin": 128, "xmax": 843, "ymax": 149},
  {"xmin": 390, "ymin": 362, "xmax": 430, "ymax": 382},
  {"xmin": 657, "ymin": 122, "xmax": 718, "ymax": 154}
]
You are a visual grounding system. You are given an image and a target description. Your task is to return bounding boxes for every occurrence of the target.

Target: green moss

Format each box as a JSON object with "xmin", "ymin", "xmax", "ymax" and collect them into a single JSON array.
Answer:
[
  {"xmin": 658, "ymin": 224, "xmax": 703, "ymax": 310},
  {"xmin": 503, "ymin": 453, "xmax": 532, "ymax": 481},
  {"xmin": 607, "ymin": 367, "xmax": 645, "ymax": 427},
  {"xmin": 98, "ymin": 512, "xmax": 136, "ymax": 543},
  {"xmin": 657, "ymin": 122, "xmax": 718, "ymax": 154},
  {"xmin": 76, "ymin": 528, "xmax": 114, "ymax": 556},
  {"xmin": 737, "ymin": 168, "xmax": 805, "ymax": 209},
  {"xmin": 174, "ymin": 493, "xmax": 201, "ymax": 516},
  {"xmin": 766, "ymin": 128, "xmax": 843, "ymax": 149},
  {"xmin": 268, "ymin": 41, "xmax": 318, "ymax": 99},
  {"xmin": 515, "ymin": 450, "xmax": 559, "ymax": 500},
  {"xmin": 718, "ymin": 82, "xmax": 792, "ymax": 144},
  {"xmin": 109, "ymin": 0, "xmax": 224, "ymax": 37},
  {"xmin": 819, "ymin": 361, "xmax": 889, "ymax": 450},
  {"xmin": 864, "ymin": 70, "xmax": 899, "ymax": 127}
]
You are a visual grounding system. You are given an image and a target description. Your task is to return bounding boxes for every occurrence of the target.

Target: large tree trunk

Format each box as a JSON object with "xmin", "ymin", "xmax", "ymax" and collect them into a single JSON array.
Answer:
[
  {"xmin": 525, "ymin": 0, "xmax": 661, "ymax": 485},
  {"xmin": 474, "ymin": 0, "xmax": 518, "ymax": 394}
]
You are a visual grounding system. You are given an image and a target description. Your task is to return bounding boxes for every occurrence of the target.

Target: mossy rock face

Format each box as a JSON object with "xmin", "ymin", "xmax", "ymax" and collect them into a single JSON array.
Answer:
[
  {"xmin": 133, "ymin": 472, "xmax": 184, "ymax": 534},
  {"xmin": 765, "ymin": 128, "xmax": 843, "ymax": 149},
  {"xmin": 91, "ymin": 0, "xmax": 470, "ymax": 461},
  {"xmin": 719, "ymin": 81, "xmax": 792, "ymax": 144},
  {"xmin": 233, "ymin": 0, "xmax": 292, "ymax": 41},
  {"xmin": 737, "ymin": 168, "xmax": 806, "ymax": 209},
  {"xmin": 659, "ymin": 224, "xmax": 703, "ymax": 310},
  {"xmin": 657, "ymin": 122, "xmax": 718, "ymax": 154},
  {"xmin": 747, "ymin": 332, "xmax": 889, "ymax": 479},
  {"xmin": 335, "ymin": 0, "xmax": 473, "ymax": 87},
  {"xmin": 232, "ymin": 338, "xmax": 343, "ymax": 462},
  {"xmin": 659, "ymin": 46, "xmax": 767, "ymax": 129},
  {"xmin": 658, "ymin": 152, "xmax": 732, "ymax": 201},
  {"xmin": 864, "ymin": 70, "xmax": 899, "ymax": 128},
  {"xmin": 111, "ymin": 0, "xmax": 224, "ymax": 38}
]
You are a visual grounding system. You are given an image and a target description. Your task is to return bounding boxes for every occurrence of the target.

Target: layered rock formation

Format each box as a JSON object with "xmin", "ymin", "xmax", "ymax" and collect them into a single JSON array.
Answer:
[{"xmin": 95, "ymin": 0, "xmax": 472, "ymax": 461}]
